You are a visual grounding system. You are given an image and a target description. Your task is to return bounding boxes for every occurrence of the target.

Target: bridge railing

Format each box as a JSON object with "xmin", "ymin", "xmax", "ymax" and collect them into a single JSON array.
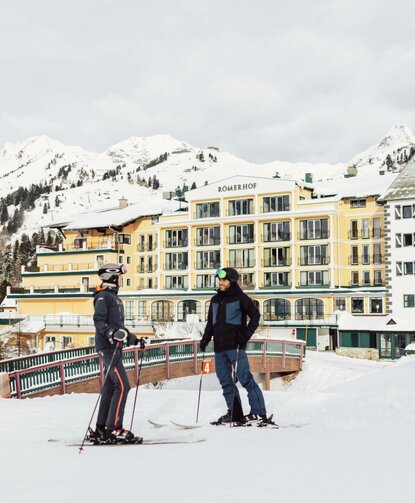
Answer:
[{"xmin": 6, "ymin": 338, "xmax": 305, "ymax": 398}]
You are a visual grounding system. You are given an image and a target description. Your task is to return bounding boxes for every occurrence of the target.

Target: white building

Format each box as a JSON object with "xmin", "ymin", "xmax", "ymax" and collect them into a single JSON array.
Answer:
[{"xmin": 381, "ymin": 158, "xmax": 415, "ymax": 313}]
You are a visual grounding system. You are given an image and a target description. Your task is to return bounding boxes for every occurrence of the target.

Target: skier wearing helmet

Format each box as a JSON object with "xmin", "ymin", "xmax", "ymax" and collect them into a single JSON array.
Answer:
[{"xmin": 90, "ymin": 263, "xmax": 141, "ymax": 443}]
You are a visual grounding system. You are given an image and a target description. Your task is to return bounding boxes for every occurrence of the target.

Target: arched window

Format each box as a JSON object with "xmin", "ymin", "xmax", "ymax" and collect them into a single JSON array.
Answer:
[
  {"xmin": 263, "ymin": 298, "xmax": 291, "ymax": 321},
  {"xmin": 177, "ymin": 300, "xmax": 201, "ymax": 321},
  {"xmin": 151, "ymin": 300, "xmax": 174, "ymax": 322},
  {"xmin": 295, "ymin": 298, "xmax": 324, "ymax": 320}
]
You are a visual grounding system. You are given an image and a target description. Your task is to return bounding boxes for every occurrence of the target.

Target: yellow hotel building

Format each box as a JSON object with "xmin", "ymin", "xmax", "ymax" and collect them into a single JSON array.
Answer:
[{"xmin": 7, "ymin": 175, "xmax": 388, "ymax": 349}]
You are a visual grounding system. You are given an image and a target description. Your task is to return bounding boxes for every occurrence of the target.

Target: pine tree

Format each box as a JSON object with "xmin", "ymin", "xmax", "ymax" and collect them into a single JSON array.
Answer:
[
  {"xmin": 190, "ymin": 181, "xmax": 197, "ymax": 190},
  {"xmin": 55, "ymin": 196, "xmax": 60, "ymax": 207},
  {"xmin": 43, "ymin": 203, "xmax": 48, "ymax": 214},
  {"xmin": 0, "ymin": 203, "xmax": 8, "ymax": 224}
]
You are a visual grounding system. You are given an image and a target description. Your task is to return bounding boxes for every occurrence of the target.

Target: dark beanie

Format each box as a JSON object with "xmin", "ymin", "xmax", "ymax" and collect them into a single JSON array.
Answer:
[{"xmin": 220, "ymin": 267, "xmax": 239, "ymax": 282}]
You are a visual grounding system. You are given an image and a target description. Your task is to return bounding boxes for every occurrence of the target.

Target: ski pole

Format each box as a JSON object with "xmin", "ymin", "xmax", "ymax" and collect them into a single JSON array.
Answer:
[
  {"xmin": 79, "ymin": 342, "xmax": 120, "ymax": 454},
  {"xmin": 196, "ymin": 350, "xmax": 205, "ymax": 424},
  {"xmin": 129, "ymin": 338, "xmax": 146, "ymax": 432},
  {"xmin": 229, "ymin": 345, "xmax": 240, "ymax": 428}
]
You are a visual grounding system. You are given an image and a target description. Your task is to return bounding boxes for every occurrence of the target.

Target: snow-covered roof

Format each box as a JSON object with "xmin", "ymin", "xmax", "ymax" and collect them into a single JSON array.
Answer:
[
  {"xmin": 47, "ymin": 198, "xmax": 185, "ymax": 230},
  {"xmin": 380, "ymin": 157, "xmax": 415, "ymax": 201},
  {"xmin": 9, "ymin": 319, "xmax": 45, "ymax": 334},
  {"xmin": 0, "ymin": 297, "xmax": 16, "ymax": 309},
  {"xmin": 313, "ymin": 172, "xmax": 398, "ymax": 199}
]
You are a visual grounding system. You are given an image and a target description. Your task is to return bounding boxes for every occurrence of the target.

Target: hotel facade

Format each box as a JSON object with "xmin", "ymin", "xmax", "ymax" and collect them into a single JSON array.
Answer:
[{"xmin": 5, "ymin": 174, "xmax": 396, "ymax": 353}]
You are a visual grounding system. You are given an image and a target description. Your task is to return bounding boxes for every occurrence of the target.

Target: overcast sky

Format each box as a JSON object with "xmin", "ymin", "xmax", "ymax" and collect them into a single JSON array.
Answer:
[{"xmin": 1, "ymin": 0, "xmax": 414, "ymax": 163}]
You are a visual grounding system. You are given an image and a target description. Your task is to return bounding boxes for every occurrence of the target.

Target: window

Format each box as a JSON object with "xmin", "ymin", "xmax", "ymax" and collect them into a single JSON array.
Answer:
[
  {"xmin": 165, "ymin": 229, "xmax": 188, "ymax": 248},
  {"xmin": 263, "ymin": 221, "xmax": 290, "ymax": 242},
  {"xmin": 370, "ymin": 298, "xmax": 383, "ymax": 314},
  {"xmin": 137, "ymin": 301, "xmax": 147, "ymax": 319},
  {"xmin": 402, "ymin": 205, "xmax": 412, "ymax": 219},
  {"xmin": 96, "ymin": 255, "xmax": 104, "ymax": 266},
  {"xmin": 374, "ymin": 270, "xmax": 382, "ymax": 285},
  {"xmin": 372, "ymin": 218, "xmax": 382, "ymax": 238},
  {"xmin": 262, "ymin": 195, "xmax": 290, "ymax": 213},
  {"xmin": 196, "ymin": 202, "xmax": 220, "ymax": 219},
  {"xmin": 404, "ymin": 294, "xmax": 415, "ymax": 308},
  {"xmin": 350, "ymin": 245, "xmax": 359, "ymax": 265},
  {"xmin": 395, "ymin": 205, "xmax": 402, "ymax": 219},
  {"xmin": 350, "ymin": 198, "xmax": 366, "ymax": 208},
  {"xmin": 229, "ymin": 248, "xmax": 255, "ymax": 268},
  {"xmin": 117, "ymin": 233, "xmax": 131, "ymax": 244},
  {"xmin": 125, "ymin": 300, "xmax": 134, "ymax": 320},
  {"xmin": 165, "ymin": 275, "xmax": 188, "ymax": 289},
  {"xmin": 126, "ymin": 278, "xmax": 131, "ymax": 287},
  {"xmin": 263, "ymin": 271, "xmax": 290, "ymax": 287},
  {"xmin": 299, "ymin": 219, "xmax": 329, "ymax": 240},
  {"xmin": 363, "ymin": 271, "xmax": 370, "ymax": 285},
  {"xmin": 229, "ymin": 224, "xmax": 254, "ymax": 244},
  {"xmin": 165, "ymin": 252, "xmax": 188, "ymax": 270},
  {"xmin": 118, "ymin": 255, "xmax": 124, "ymax": 264},
  {"xmin": 177, "ymin": 300, "xmax": 201, "ymax": 321},
  {"xmin": 295, "ymin": 298, "xmax": 324, "ymax": 320},
  {"xmin": 351, "ymin": 271, "xmax": 359, "ymax": 285},
  {"xmin": 151, "ymin": 215, "xmax": 160, "ymax": 225},
  {"xmin": 396, "ymin": 233, "xmax": 402, "ymax": 248},
  {"xmin": 196, "ymin": 274, "xmax": 216, "ymax": 289},
  {"xmin": 74, "ymin": 238, "xmax": 86, "ymax": 249},
  {"xmin": 196, "ymin": 250, "xmax": 221, "ymax": 269},
  {"xmin": 138, "ymin": 235, "xmax": 145, "ymax": 252},
  {"xmin": 350, "ymin": 220, "xmax": 359, "ymax": 239},
  {"xmin": 351, "ymin": 298, "xmax": 364, "ymax": 313},
  {"xmin": 300, "ymin": 245, "xmax": 328, "ymax": 265},
  {"xmin": 335, "ymin": 298, "xmax": 346, "ymax": 311},
  {"xmin": 404, "ymin": 262, "xmax": 414, "ymax": 275},
  {"xmin": 361, "ymin": 219, "xmax": 370, "ymax": 239},
  {"xmin": 396, "ymin": 262, "xmax": 402, "ymax": 276},
  {"xmin": 403, "ymin": 233, "xmax": 414, "ymax": 246},
  {"xmin": 239, "ymin": 273, "xmax": 255, "ymax": 289},
  {"xmin": 263, "ymin": 299, "xmax": 291, "ymax": 321},
  {"xmin": 151, "ymin": 300, "xmax": 174, "ymax": 321},
  {"xmin": 62, "ymin": 336, "xmax": 73, "ymax": 349},
  {"xmin": 362, "ymin": 245, "xmax": 370, "ymax": 265},
  {"xmin": 263, "ymin": 247, "xmax": 290, "ymax": 267},
  {"xmin": 126, "ymin": 256, "xmax": 132, "ymax": 265},
  {"xmin": 300, "ymin": 270, "xmax": 329, "ymax": 286},
  {"xmin": 228, "ymin": 198, "xmax": 253, "ymax": 216},
  {"xmin": 373, "ymin": 244, "xmax": 382, "ymax": 264},
  {"xmin": 196, "ymin": 226, "xmax": 220, "ymax": 246}
]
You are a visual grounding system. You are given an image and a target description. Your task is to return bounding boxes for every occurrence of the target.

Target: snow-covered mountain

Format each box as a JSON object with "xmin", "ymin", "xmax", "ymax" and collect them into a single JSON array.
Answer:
[{"xmin": 0, "ymin": 125, "xmax": 414, "ymax": 239}]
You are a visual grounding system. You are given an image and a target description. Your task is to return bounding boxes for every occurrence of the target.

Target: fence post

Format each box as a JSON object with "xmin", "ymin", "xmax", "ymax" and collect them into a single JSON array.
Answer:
[
  {"xmin": 59, "ymin": 362, "xmax": 66, "ymax": 395},
  {"xmin": 282, "ymin": 340, "xmax": 286, "ymax": 370},
  {"xmin": 15, "ymin": 372, "xmax": 22, "ymax": 399},
  {"xmin": 165, "ymin": 343, "xmax": 170, "ymax": 379},
  {"xmin": 299, "ymin": 342, "xmax": 304, "ymax": 370},
  {"xmin": 262, "ymin": 341, "xmax": 267, "ymax": 368}
]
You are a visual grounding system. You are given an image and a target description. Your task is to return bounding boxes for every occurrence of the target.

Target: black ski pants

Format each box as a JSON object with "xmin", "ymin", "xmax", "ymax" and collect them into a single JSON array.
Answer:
[{"xmin": 97, "ymin": 346, "xmax": 131, "ymax": 430}]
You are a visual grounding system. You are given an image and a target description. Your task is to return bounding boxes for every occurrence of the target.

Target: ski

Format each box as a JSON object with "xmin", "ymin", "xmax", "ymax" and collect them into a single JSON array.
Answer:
[
  {"xmin": 147, "ymin": 419, "xmax": 202, "ymax": 430},
  {"xmin": 68, "ymin": 437, "xmax": 206, "ymax": 447},
  {"xmin": 170, "ymin": 420, "xmax": 203, "ymax": 429}
]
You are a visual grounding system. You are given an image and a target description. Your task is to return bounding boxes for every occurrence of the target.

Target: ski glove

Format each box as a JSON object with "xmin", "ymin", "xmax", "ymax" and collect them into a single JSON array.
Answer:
[
  {"xmin": 127, "ymin": 332, "xmax": 139, "ymax": 346},
  {"xmin": 113, "ymin": 328, "xmax": 129, "ymax": 342},
  {"xmin": 200, "ymin": 339, "xmax": 208, "ymax": 352}
]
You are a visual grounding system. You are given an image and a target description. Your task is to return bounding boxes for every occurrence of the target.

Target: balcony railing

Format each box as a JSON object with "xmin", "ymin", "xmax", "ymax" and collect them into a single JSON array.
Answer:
[
  {"xmin": 262, "ymin": 232, "xmax": 291, "ymax": 242},
  {"xmin": 163, "ymin": 240, "xmax": 188, "ymax": 248},
  {"xmin": 164, "ymin": 263, "xmax": 188, "ymax": 271},
  {"xmin": 194, "ymin": 238, "xmax": 221, "ymax": 247},
  {"xmin": 227, "ymin": 261, "xmax": 256, "ymax": 269},
  {"xmin": 298, "ymin": 232, "xmax": 329, "ymax": 240},
  {"xmin": 194, "ymin": 262, "xmax": 220, "ymax": 270},
  {"xmin": 262, "ymin": 259, "xmax": 291, "ymax": 267},
  {"xmin": 298, "ymin": 257, "xmax": 330, "ymax": 266},
  {"xmin": 227, "ymin": 237, "xmax": 255, "ymax": 245}
]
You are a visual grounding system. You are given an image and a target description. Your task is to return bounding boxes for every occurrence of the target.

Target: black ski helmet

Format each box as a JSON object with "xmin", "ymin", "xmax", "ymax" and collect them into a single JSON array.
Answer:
[{"xmin": 215, "ymin": 267, "xmax": 239, "ymax": 283}]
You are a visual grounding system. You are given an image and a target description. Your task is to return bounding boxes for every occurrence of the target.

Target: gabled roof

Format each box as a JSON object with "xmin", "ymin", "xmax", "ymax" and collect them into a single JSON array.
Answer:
[
  {"xmin": 47, "ymin": 198, "xmax": 186, "ymax": 231},
  {"xmin": 380, "ymin": 157, "xmax": 415, "ymax": 201}
]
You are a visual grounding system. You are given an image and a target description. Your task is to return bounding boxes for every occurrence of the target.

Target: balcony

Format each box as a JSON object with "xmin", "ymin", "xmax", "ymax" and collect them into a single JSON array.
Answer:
[
  {"xmin": 298, "ymin": 232, "xmax": 329, "ymax": 241},
  {"xmin": 8, "ymin": 284, "xmax": 94, "ymax": 295},
  {"xmin": 298, "ymin": 257, "xmax": 330, "ymax": 266},
  {"xmin": 194, "ymin": 262, "xmax": 220, "ymax": 270},
  {"xmin": 194, "ymin": 238, "xmax": 221, "ymax": 247},
  {"xmin": 163, "ymin": 240, "xmax": 188, "ymax": 248},
  {"xmin": 227, "ymin": 261, "xmax": 256, "ymax": 269},
  {"xmin": 262, "ymin": 259, "xmax": 291, "ymax": 267},
  {"xmin": 37, "ymin": 241, "xmax": 123, "ymax": 253},
  {"xmin": 22, "ymin": 263, "xmax": 99, "ymax": 274},
  {"xmin": 227, "ymin": 237, "xmax": 255, "ymax": 245},
  {"xmin": 262, "ymin": 232, "xmax": 291, "ymax": 243},
  {"xmin": 164, "ymin": 263, "xmax": 188, "ymax": 271}
]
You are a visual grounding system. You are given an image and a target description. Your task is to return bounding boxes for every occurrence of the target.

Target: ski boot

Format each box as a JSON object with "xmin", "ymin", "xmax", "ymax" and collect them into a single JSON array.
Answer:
[
  {"xmin": 257, "ymin": 414, "xmax": 279, "ymax": 428},
  {"xmin": 211, "ymin": 411, "xmax": 248, "ymax": 427},
  {"xmin": 87, "ymin": 425, "xmax": 116, "ymax": 444},
  {"xmin": 112, "ymin": 427, "xmax": 143, "ymax": 444}
]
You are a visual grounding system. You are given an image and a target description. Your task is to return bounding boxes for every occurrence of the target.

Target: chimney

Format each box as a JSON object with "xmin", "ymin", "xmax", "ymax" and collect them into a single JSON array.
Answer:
[{"xmin": 119, "ymin": 197, "xmax": 128, "ymax": 209}]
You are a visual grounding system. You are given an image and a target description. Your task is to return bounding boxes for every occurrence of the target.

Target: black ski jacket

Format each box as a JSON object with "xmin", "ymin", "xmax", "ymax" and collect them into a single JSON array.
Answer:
[
  {"xmin": 201, "ymin": 283, "xmax": 260, "ymax": 352},
  {"xmin": 93, "ymin": 285, "xmax": 125, "ymax": 351}
]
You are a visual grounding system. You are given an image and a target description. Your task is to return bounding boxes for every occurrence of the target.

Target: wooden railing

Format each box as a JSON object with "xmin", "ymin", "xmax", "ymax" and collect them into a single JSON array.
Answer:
[{"xmin": 5, "ymin": 339, "xmax": 305, "ymax": 398}]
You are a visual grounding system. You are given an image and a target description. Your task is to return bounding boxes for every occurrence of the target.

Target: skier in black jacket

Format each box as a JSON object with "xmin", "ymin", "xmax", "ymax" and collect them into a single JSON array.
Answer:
[
  {"xmin": 90, "ymin": 263, "xmax": 141, "ymax": 443},
  {"xmin": 200, "ymin": 267, "xmax": 274, "ymax": 426}
]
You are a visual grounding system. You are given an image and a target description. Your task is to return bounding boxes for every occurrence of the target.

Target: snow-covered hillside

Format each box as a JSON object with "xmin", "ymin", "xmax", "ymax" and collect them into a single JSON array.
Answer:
[
  {"xmin": 1, "ymin": 352, "xmax": 415, "ymax": 503},
  {"xmin": 0, "ymin": 125, "xmax": 414, "ymax": 239}
]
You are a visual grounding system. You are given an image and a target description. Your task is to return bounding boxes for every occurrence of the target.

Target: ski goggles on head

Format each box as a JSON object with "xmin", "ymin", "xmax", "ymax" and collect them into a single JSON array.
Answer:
[{"xmin": 215, "ymin": 268, "xmax": 227, "ymax": 279}]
